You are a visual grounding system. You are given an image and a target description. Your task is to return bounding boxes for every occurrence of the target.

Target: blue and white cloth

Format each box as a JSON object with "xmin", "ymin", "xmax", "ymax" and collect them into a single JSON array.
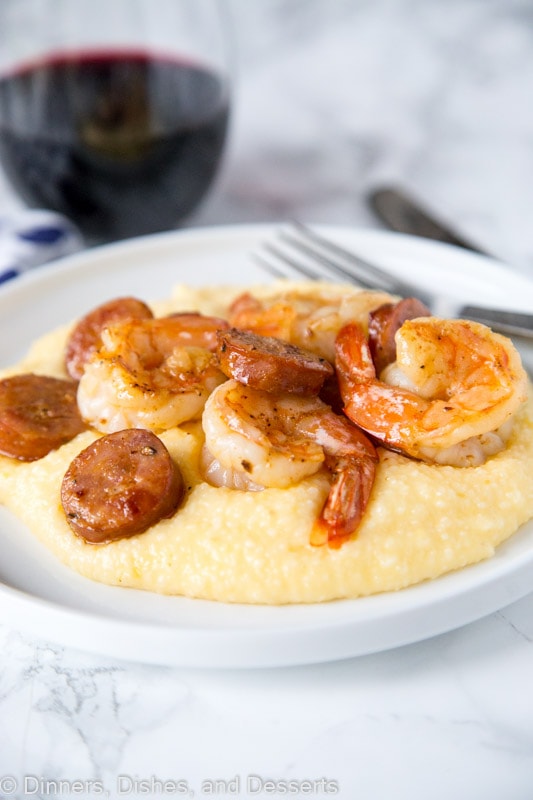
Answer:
[{"xmin": 0, "ymin": 210, "xmax": 83, "ymax": 285}]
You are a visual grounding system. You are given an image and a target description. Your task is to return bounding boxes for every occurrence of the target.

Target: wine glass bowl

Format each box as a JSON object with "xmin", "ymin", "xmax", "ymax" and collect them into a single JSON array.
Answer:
[{"xmin": 0, "ymin": 0, "xmax": 231, "ymax": 242}]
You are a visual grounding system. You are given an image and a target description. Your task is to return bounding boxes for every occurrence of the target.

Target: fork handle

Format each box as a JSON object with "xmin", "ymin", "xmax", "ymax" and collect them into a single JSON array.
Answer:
[{"xmin": 369, "ymin": 187, "xmax": 489, "ymax": 255}]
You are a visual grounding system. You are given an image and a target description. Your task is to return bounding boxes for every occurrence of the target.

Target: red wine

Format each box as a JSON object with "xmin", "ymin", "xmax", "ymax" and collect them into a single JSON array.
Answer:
[{"xmin": 0, "ymin": 51, "xmax": 229, "ymax": 241}]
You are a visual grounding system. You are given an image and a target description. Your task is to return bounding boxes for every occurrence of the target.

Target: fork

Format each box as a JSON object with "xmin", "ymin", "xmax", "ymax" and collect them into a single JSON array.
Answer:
[{"xmin": 253, "ymin": 221, "xmax": 533, "ymax": 340}]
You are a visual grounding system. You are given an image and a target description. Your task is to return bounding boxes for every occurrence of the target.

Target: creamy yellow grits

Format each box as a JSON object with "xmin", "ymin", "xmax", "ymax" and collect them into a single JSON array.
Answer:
[{"xmin": 0, "ymin": 283, "xmax": 532, "ymax": 605}]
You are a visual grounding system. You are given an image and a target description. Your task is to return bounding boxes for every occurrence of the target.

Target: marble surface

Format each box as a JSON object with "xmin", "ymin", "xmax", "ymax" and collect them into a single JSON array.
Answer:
[{"xmin": 1, "ymin": 1, "xmax": 533, "ymax": 798}]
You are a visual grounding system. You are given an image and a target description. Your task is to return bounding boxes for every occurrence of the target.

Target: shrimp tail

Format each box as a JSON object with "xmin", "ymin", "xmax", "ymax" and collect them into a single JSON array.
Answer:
[
  {"xmin": 313, "ymin": 450, "xmax": 378, "ymax": 549},
  {"xmin": 335, "ymin": 322, "xmax": 376, "ymax": 393}
]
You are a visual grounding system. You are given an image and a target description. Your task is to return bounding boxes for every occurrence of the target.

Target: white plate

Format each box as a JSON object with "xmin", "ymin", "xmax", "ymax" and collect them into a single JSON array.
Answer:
[{"xmin": 0, "ymin": 224, "xmax": 532, "ymax": 669}]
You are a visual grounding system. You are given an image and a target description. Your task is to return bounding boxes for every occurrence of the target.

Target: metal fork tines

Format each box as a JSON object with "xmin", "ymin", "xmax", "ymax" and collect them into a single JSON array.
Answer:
[
  {"xmin": 254, "ymin": 221, "xmax": 434, "ymax": 307},
  {"xmin": 253, "ymin": 222, "xmax": 533, "ymax": 340}
]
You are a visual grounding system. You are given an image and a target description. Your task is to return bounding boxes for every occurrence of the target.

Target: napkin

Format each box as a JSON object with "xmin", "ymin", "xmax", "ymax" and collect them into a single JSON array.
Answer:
[{"xmin": 0, "ymin": 210, "xmax": 83, "ymax": 284}]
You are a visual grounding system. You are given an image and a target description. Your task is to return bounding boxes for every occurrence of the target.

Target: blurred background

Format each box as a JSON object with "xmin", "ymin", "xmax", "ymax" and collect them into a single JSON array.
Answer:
[
  {"xmin": 197, "ymin": 0, "xmax": 533, "ymax": 274},
  {"xmin": 1, "ymin": 0, "xmax": 532, "ymax": 271}
]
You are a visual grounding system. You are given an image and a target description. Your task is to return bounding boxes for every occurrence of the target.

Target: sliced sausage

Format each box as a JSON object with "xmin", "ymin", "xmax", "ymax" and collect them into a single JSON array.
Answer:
[
  {"xmin": 217, "ymin": 328, "xmax": 334, "ymax": 395},
  {"xmin": 368, "ymin": 297, "xmax": 431, "ymax": 375},
  {"xmin": 61, "ymin": 428, "xmax": 184, "ymax": 543},
  {"xmin": 65, "ymin": 297, "xmax": 153, "ymax": 380},
  {"xmin": 0, "ymin": 374, "xmax": 86, "ymax": 461}
]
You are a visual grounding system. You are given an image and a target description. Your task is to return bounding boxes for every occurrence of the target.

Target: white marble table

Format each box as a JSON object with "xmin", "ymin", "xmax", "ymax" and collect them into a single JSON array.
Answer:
[{"xmin": 1, "ymin": 2, "xmax": 533, "ymax": 798}]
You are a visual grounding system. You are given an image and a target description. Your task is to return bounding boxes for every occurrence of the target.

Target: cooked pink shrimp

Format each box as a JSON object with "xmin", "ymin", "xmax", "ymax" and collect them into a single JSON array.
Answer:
[
  {"xmin": 229, "ymin": 287, "xmax": 393, "ymax": 362},
  {"xmin": 202, "ymin": 379, "xmax": 378, "ymax": 546},
  {"xmin": 336, "ymin": 318, "xmax": 528, "ymax": 466},
  {"xmin": 77, "ymin": 313, "xmax": 229, "ymax": 433}
]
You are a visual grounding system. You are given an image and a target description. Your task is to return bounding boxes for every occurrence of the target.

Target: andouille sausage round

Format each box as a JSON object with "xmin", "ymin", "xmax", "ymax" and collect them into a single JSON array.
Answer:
[
  {"xmin": 368, "ymin": 297, "xmax": 431, "ymax": 375},
  {"xmin": 65, "ymin": 296, "xmax": 154, "ymax": 380},
  {"xmin": 61, "ymin": 428, "xmax": 184, "ymax": 543},
  {"xmin": 0, "ymin": 374, "xmax": 86, "ymax": 461},
  {"xmin": 217, "ymin": 328, "xmax": 334, "ymax": 395}
]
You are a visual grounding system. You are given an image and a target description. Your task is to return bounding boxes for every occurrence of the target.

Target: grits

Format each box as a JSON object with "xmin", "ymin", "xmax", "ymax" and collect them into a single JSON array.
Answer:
[{"xmin": 0, "ymin": 283, "xmax": 532, "ymax": 605}]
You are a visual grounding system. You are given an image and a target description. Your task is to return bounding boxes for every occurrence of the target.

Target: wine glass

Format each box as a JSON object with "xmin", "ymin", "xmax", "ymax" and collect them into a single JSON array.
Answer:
[{"xmin": 0, "ymin": 0, "xmax": 232, "ymax": 243}]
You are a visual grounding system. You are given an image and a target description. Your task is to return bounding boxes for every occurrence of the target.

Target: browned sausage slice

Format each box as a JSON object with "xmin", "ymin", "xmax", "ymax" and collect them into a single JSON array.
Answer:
[
  {"xmin": 65, "ymin": 297, "xmax": 153, "ymax": 380},
  {"xmin": 217, "ymin": 328, "xmax": 334, "ymax": 395},
  {"xmin": 61, "ymin": 428, "xmax": 184, "ymax": 543},
  {"xmin": 368, "ymin": 297, "xmax": 431, "ymax": 375},
  {"xmin": 0, "ymin": 374, "xmax": 86, "ymax": 461}
]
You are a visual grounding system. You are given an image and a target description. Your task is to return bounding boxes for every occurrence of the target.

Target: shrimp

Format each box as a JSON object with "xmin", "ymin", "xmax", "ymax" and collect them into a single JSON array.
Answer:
[
  {"xmin": 336, "ymin": 317, "xmax": 528, "ymax": 466},
  {"xmin": 229, "ymin": 287, "xmax": 393, "ymax": 362},
  {"xmin": 202, "ymin": 379, "xmax": 378, "ymax": 546},
  {"xmin": 77, "ymin": 313, "xmax": 229, "ymax": 433}
]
